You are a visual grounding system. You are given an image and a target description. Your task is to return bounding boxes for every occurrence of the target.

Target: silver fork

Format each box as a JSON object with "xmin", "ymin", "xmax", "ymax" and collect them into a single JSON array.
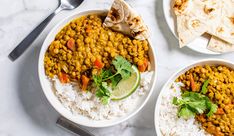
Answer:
[
  {"xmin": 56, "ymin": 116, "xmax": 95, "ymax": 136},
  {"xmin": 8, "ymin": 0, "xmax": 84, "ymax": 61}
]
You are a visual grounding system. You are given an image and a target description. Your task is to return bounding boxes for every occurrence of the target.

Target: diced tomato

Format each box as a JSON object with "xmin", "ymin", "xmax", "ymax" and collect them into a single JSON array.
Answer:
[
  {"xmin": 216, "ymin": 108, "xmax": 225, "ymax": 115},
  {"xmin": 138, "ymin": 65, "xmax": 146, "ymax": 72},
  {"xmin": 86, "ymin": 26, "xmax": 92, "ymax": 33},
  {"xmin": 206, "ymin": 125, "xmax": 216, "ymax": 135},
  {"xmin": 67, "ymin": 38, "xmax": 75, "ymax": 51},
  {"xmin": 196, "ymin": 115, "xmax": 206, "ymax": 123},
  {"xmin": 138, "ymin": 58, "xmax": 148, "ymax": 72},
  {"xmin": 189, "ymin": 73, "xmax": 196, "ymax": 91},
  {"xmin": 58, "ymin": 72, "xmax": 69, "ymax": 83},
  {"xmin": 94, "ymin": 58, "xmax": 104, "ymax": 69},
  {"xmin": 81, "ymin": 75, "xmax": 90, "ymax": 91}
]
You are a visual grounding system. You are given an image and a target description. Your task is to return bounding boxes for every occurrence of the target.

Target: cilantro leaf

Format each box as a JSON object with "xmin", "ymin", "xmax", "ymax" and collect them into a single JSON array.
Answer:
[
  {"xmin": 110, "ymin": 74, "xmax": 122, "ymax": 88},
  {"xmin": 173, "ymin": 97, "xmax": 188, "ymax": 106},
  {"xmin": 187, "ymin": 100, "xmax": 207, "ymax": 114},
  {"xmin": 201, "ymin": 79, "xmax": 209, "ymax": 94},
  {"xmin": 93, "ymin": 69, "xmax": 113, "ymax": 85},
  {"xmin": 101, "ymin": 96, "xmax": 109, "ymax": 105},
  {"xmin": 93, "ymin": 56, "xmax": 134, "ymax": 105},
  {"xmin": 95, "ymin": 88, "xmax": 105, "ymax": 97},
  {"xmin": 94, "ymin": 73, "xmax": 111, "ymax": 104},
  {"xmin": 101, "ymin": 82, "xmax": 110, "ymax": 97},
  {"xmin": 173, "ymin": 91, "xmax": 218, "ymax": 118},
  {"xmin": 206, "ymin": 102, "xmax": 218, "ymax": 117},
  {"xmin": 93, "ymin": 74, "xmax": 102, "ymax": 87},
  {"xmin": 178, "ymin": 105, "xmax": 195, "ymax": 119},
  {"xmin": 173, "ymin": 97, "xmax": 179, "ymax": 105},
  {"xmin": 93, "ymin": 70, "xmax": 112, "ymax": 105},
  {"xmin": 95, "ymin": 82, "xmax": 110, "ymax": 96},
  {"xmin": 101, "ymin": 69, "xmax": 113, "ymax": 79},
  {"xmin": 112, "ymin": 56, "xmax": 132, "ymax": 79},
  {"xmin": 182, "ymin": 91, "xmax": 205, "ymax": 100},
  {"xmin": 95, "ymin": 82, "xmax": 110, "ymax": 105}
]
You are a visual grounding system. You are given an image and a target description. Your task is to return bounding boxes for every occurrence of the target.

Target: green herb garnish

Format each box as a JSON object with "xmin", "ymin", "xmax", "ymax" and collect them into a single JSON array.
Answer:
[
  {"xmin": 110, "ymin": 56, "xmax": 133, "ymax": 80},
  {"xmin": 201, "ymin": 79, "xmax": 209, "ymax": 94},
  {"xmin": 95, "ymin": 82, "xmax": 110, "ymax": 98},
  {"xmin": 177, "ymin": 105, "xmax": 195, "ymax": 119},
  {"xmin": 207, "ymin": 103, "xmax": 218, "ymax": 117},
  {"xmin": 110, "ymin": 74, "xmax": 122, "ymax": 88},
  {"xmin": 173, "ymin": 91, "xmax": 217, "ymax": 119},
  {"xmin": 93, "ymin": 56, "xmax": 133, "ymax": 104},
  {"xmin": 101, "ymin": 96, "xmax": 109, "ymax": 105}
]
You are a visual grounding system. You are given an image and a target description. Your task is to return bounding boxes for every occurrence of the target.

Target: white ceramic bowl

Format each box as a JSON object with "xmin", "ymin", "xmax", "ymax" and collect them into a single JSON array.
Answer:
[
  {"xmin": 154, "ymin": 59, "xmax": 234, "ymax": 135},
  {"xmin": 38, "ymin": 10, "xmax": 157, "ymax": 128}
]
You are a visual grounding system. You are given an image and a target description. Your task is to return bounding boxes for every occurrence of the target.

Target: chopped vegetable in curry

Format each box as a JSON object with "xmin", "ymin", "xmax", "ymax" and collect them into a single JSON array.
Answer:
[
  {"xmin": 176, "ymin": 65, "xmax": 234, "ymax": 136},
  {"xmin": 44, "ymin": 14, "xmax": 150, "ymax": 89}
]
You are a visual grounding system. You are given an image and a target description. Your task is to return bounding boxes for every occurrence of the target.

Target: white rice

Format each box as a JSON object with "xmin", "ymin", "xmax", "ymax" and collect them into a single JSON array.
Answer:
[
  {"xmin": 52, "ymin": 71, "xmax": 153, "ymax": 120},
  {"xmin": 158, "ymin": 82, "xmax": 212, "ymax": 136}
]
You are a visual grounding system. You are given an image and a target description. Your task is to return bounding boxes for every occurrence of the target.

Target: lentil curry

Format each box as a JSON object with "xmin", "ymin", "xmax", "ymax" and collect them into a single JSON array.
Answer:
[
  {"xmin": 176, "ymin": 65, "xmax": 234, "ymax": 136},
  {"xmin": 44, "ymin": 14, "xmax": 149, "ymax": 89}
]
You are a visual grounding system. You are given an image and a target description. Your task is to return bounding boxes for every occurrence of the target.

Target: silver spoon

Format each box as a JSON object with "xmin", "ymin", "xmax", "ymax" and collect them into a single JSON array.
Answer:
[{"xmin": 9, "ymin": 0, "xmax": 84, "ymax": 61}]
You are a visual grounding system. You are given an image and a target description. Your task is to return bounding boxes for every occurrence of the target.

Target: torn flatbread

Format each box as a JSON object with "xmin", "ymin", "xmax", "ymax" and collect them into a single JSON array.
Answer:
[
  {"xmin": 207, "ymin": 0, "xmax": 234, "ymax": 44},
  {"xmin": 177, "ymin": 15, "xmax": 207, "ymax": 47},
  {"xmin": 174, "ymin": 0, "xmax": 222, "ymax": 47},
  {"xmin": 103, "ymin": 0, "xmax": 149, "ymax": 40},
  {"xmin": 207, "ymin": 36, "xmax": 234, "ymax": 53},
  {"xmin": 173, "ymin": 0, "xmax": 192, "ymax": 16}
]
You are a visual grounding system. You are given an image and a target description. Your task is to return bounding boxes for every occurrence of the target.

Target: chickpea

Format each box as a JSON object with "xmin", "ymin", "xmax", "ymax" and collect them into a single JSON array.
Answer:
[
  {"xmin": 53, "ymin": 48, "xmax": 59, "ymax": 54},
  {"xmin": 177, "ymin": 65, "xmax": 234, "ymax": 135},
  {"xmin": 44, "ymin": 15, "xmax": 150, "ymax": 85}
]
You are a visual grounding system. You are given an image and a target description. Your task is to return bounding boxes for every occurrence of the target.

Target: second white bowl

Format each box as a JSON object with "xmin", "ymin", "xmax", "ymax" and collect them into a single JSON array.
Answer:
[{"xmin": 154, "ymin": 59, "xmax": 234, "ymax": 135}]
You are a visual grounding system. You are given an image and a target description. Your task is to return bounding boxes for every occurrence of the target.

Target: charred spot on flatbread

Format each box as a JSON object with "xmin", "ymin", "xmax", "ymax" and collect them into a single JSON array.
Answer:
[
  {"xmin": 109, "ymin": 8, "xmax": 121, "ymax": 22},
  {"xmin": 173, "ymin": 0, "xmax": 190, "ymax": 15},
  {"xmin": 128, "ymin": 17, "xmax": 141, "ymax": 27},
  {"xmin": 204, "ymin": 5, "xmax": 215, "ymax": 14},
  {"xmin": 207, "ymin": 0, "xmax": 234, "ymax": 44},
  {"xmin": 217, "ymin": 27, "xmax": 224, "ymax": 33},
  {"xmin": 229, "ymin": 17, "xmax": 234, "ymax": 25},
  {"xmin": 191, "ymin": 19, "xmax": 201, "ymax": 28},
  {"xmin": 103, "ymin": 0, "xmax": 149, "ymax": 40},
  {"xmin": 173, "ymin": 0, "xmax": 234, "ymax": 51},
  {"xmin": 174, "ymin": 0, "xmax": 223, "ymax": 47},
  {"xmin": 132, "ymin": 30, "xmax": 142, "ymax": 37}
]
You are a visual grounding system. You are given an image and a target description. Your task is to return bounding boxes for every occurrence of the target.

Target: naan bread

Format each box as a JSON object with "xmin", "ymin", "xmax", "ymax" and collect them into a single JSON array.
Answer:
[
  {"xmin": 207, "ymin": 0, "xmax": 234, "ymax": 44},
  {"xmin": 207, "ymin": 36, "xmax": 234, "ymax": 53},
  {"xmin": 103, "ymin": 0, "xmax": 149, "ymax": 40},
  {"xmin": 174, "ymin": 0, "xmax": 222, "ymax": 47}
]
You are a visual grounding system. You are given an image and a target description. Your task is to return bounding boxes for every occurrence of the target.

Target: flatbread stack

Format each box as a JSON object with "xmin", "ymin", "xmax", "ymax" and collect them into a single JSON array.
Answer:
[
  {"xmin": 103, "ymin": 0, "xmax": 149, "ymax": 40},
  {"xmin": 173, "ymin": 0, "xmax": 234, "ymax": 53}
]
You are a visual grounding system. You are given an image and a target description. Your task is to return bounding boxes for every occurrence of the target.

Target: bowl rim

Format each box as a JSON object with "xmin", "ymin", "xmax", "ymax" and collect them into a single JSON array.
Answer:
[
  {"xmin": 154, "ymin": 58, "xmax": 234, "ymax": 135},
  {"xmin": 38, "ymin": 9, "xmax": 158, "ymax": 128}
]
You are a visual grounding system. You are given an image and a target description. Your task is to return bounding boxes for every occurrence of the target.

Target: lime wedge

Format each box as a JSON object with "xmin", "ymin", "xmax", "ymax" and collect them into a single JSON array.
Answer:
[{"xmin": 111, "ymin": 65, "xmax": 140, "ymax": 100}]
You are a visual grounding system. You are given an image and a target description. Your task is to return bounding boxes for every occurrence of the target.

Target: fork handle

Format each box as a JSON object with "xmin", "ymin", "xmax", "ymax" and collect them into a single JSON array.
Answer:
[
  {"xmin": 56, "ymin": 116, "xmax": 95, "ymax": 136},
  {"xmin": 9, "ymin": 7, "xmax": 62, "ymax": 61}
]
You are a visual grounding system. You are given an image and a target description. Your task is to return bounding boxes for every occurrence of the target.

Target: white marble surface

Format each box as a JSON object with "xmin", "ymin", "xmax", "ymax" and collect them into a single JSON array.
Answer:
[{"xmin": 0, "ymin": 0, "xmax": 233, "ymax": 136}]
